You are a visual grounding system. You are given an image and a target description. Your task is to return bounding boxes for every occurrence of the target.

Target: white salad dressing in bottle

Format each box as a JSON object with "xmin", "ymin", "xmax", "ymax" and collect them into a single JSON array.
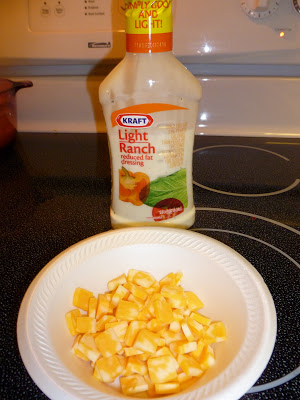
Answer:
[{"xmin": 99, "ymin": 0, "xmax": 202, "ymax": 229}]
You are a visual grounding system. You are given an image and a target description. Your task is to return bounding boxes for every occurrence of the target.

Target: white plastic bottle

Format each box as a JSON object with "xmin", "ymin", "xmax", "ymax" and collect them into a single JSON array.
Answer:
[{"xmin": 100, "ymin": 0, "xmax": 201, "ymax": 229}]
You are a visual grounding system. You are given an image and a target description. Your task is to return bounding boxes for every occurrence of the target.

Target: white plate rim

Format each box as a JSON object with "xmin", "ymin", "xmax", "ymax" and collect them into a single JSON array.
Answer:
[{"xmin": 17, "ymin": 227, "xmax": 277, "ymax": 400}]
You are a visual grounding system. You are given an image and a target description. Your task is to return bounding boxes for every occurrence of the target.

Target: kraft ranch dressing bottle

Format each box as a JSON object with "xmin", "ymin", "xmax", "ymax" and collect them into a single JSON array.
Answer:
[{"xmin": 99, "ymin": 0, "xmax": 201, "ymax": 229}]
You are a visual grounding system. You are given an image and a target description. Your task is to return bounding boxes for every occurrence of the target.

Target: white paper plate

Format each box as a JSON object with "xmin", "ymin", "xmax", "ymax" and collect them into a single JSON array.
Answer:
[{"xmin": 17, "ymin": 227, "xmax": 277, "ymax": 400}]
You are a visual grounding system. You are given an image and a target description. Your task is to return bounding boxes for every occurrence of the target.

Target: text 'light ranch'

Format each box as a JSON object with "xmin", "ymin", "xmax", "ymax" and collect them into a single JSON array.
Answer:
[{"xmin": 119, "ymin": 129, "xmax": 155, "ymax": 154}]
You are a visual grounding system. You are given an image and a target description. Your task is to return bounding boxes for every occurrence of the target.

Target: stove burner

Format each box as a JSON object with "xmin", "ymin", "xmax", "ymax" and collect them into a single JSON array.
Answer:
[
  {"xmin": 193, "ymin": 145, "xmax": 299, "ymax": 197},
  {"xmin": 193, "ymin": 208, "xmax": 300, "ymax": 398}
]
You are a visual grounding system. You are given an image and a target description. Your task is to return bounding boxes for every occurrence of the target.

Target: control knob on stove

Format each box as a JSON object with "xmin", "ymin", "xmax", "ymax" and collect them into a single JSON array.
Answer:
[
  {"xmin": 240, "ymin": 0, "xmax": 279, "ymax": 19},
  {"xmin": 293, "ymin": 0, "xmax": 300, "ymax": 14}
]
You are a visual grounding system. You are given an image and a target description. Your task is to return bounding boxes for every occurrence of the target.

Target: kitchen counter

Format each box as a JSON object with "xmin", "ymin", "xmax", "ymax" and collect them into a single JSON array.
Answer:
[{"xmin": 0, "ymin": 132, "xmax": 299, "ymax": 400}]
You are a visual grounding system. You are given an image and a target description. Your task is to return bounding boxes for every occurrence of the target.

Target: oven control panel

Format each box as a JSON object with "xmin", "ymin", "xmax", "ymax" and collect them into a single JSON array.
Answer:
[
  {"xmin": 28, "ymin": 0, "xmax": 124, "ymax": 32},
  {"xmin": 0, "ymin": 0, "xmax": 300, "ymax": 65}
]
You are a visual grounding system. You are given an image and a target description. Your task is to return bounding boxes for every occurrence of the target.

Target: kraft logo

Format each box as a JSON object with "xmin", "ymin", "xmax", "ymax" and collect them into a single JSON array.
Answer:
[{"xmin": 116, "ymin": 113, "xmax": 153, "ymax": 128}]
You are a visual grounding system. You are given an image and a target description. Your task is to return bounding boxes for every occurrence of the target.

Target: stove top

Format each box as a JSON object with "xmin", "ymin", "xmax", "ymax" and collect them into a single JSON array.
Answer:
[
  {"xmin": 191, "ymin": 137, "xmax": 300, "ymax": 399},
  {"xmin": 0, "ymin": 133, "xmax": 299, "ymax": 400}
]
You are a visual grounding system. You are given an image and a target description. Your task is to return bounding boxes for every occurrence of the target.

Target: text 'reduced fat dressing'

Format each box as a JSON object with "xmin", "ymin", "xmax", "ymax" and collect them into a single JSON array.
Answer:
[{"xmin": 99, "ymin": 0, "xmax": 202, "ymax": 229}]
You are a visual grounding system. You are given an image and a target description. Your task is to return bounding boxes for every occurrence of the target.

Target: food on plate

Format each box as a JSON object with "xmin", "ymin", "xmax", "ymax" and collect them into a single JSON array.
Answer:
[{"xmin": 65, "ymin": 270, "xmax": 227, "ymax": 396}]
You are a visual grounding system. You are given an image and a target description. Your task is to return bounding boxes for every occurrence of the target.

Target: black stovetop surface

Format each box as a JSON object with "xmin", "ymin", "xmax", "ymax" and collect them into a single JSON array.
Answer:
[{"xmin": 0, "ymin": 133, "xmax": 299, "ymax": 400}]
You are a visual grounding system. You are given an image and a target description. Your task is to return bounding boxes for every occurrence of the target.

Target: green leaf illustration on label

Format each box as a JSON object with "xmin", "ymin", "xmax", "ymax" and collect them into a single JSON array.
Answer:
[{"xmin": 144, "ymin": 168, "xmax": 188, "ymax": 208}]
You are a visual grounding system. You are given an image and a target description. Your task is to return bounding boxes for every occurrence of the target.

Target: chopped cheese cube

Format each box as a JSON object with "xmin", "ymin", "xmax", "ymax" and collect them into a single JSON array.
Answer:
[
  {"xmin": 147, "ymin": 318, "xmax": 168, "ymax": 333},
  {"xmin": 120, "ymin": 374, "xmax": 149, "ymax": 395},
  {"xmin": 107, "ymin": 273, "xmax": 127, "ymax": 291},
  {"xmin": 72, "ymin": 288, "xmax": 93, "ymax": 311},
  {"xmin": 124, "ymin": 281, "xmax": 148, "ymax": 301},
  {"xmin": 133, "ymin": 329, "xmax": 160, "ymax": 353},
  {"xmin": 162, "ymin": 330, "xmax": 186, "ymax": 345},
  {"xmin": 124, "ymin": 321, "xmax": 147, "ymax": 347},
  {"xmin": 152, "ymin": 346, "xmax": 173, "ymax": 357},
  {"xmin": 124, "ymin": 356, "xmax": 147, "ymax": 376},
  {"xmin": 155, "ymin": 382, "xmax": 180, "ymax": 395},
  {"xmin": 144, "ymin": 374, "xmax": 156, "ymax": 397},
  {"xmin": 184, "ymin": 291, "xmax": 204, "ymax": 311},
  {"xmin": 105, "ymin": 321, "xmax": 128, "ymax": 341},
  {"xmin": 115, "ymin": 300, "xmax": 139, "ymax": 321},
  {"xmin": 191, "ymin": 340, "xmax": 205, "ymax": 359},
  {"xmin": 181, "ymin": 320, "xmax": 195, "ymax": 342},
  {"xmin": 187, "ymin": 317, "xmax": 204, "ymax": 337},
  {"xmin": 177, "ymin": 341, "xmax": 197, "ymax": 354},
  {"xmin": 88, "ymin": 297, "xmax": 97, "ymax": 318},
  {"xmin": 169, "ymin": 340, "xmax": 188, "ymax": 357},
  {"xmin": 95, "ymin": 355, "xmax": 123, "ymax": 383},
  {"xmin": 96, "ymin": 294, "xmax": 112, "ymax": 320},
  {"xmin": 138, "ymin": 353, "xmax": 151, "ymax": 361},
  {"xmin": 77, "ymin": 334, "xmax": 101, "ymax": 363},
  {"xmin": 173, "ymin": 310, "xmax": 184, "ymax": 322},
  {"xmin": 205, "ymin": 321, "xmax": 227, "ymax": 343},
  {"xmin": 198, "ymin": 345, "xmax": 215, "ymax": 370},
  {"xmin": 178, "ymin": 354, "xmax": 204, "ymax": 377},
  {"xmin": 124, "ymin": 347, "xmax": 144, "ymax": 357},
  {"xmin": 96, "ymin": 315, "xmax": 116, "ymax": 332},
  {"xmin": 169, "ymin": 321, "xmax": 181, "ymax": 332},
  {"xmin": 94, "ymin": 327, "xmax": 122, "ymax": 357},
  {"xmin": 147, "ymin": 355, "xmax": 179, "ymax": 383},
  {"xmin": 111, "ymin": 285, "xmax": 129, "ymax": 307},
  {"xmin": 179, "ymin": 376, "xmax": 199, "ymax": 391},
  {"xmin": 177, "ymin": 371, "xmax": 194, "ymax": 383},
  {"xmin": 65, "ymin": 309, "xmax": 81, "ymax": 336},
  {"xmin": 190, "ymin": 312, "xmax": 211, "ymax": 326},
  {"xmin": 161, "ymin": 286, "xmax": 187, "ymax": 308},
  {"xmin": 132, "ymin": 270, "xmax": 156, "ymax": 288},
  {"xmin": 127, "ymin": 294, "xmax": 145, "ymax": 311},
  {"xmin": 159, "ymin": 272, "xmax": 177, "ymax": 287},
  {"xmin": 153, "ymin": 299, "xmax": 174, "ymax": 323},
  {"xmin": 76, "ymin": 316, "xmax": 97, "ymax": 334},
  {"xmin": 71, "ymin": 335, "xmax": 89, "ymax": 361}
]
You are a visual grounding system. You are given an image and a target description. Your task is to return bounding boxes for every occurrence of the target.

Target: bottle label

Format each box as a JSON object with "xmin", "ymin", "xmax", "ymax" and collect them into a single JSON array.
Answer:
[
  {"xmin": 125, "ymin": 0, "xmax": 173, "ymax": 53},
  {"xmin": 110, "ymin": 103, "xmax": 194, "ymax": 223}
]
